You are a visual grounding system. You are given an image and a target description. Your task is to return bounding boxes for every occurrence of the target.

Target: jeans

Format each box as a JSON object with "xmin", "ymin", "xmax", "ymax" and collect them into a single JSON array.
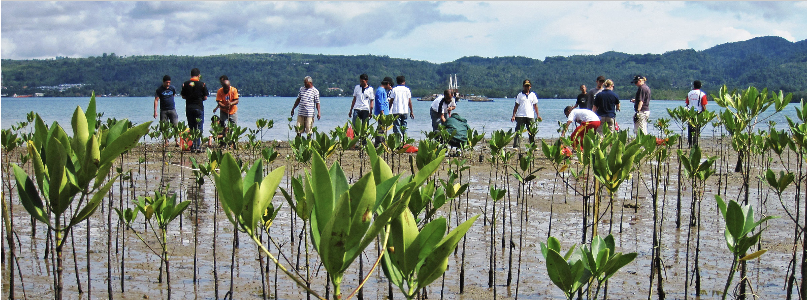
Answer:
[
  {"xmin": 430, "ymin": 109, "xmax": 443, "ymax": 132},
  {"xmin": 160, "ymin": 109, "xmax": 178, "ymax": 126},
  {"xmin": 392, "ymin": 114, "xmax": 408, "ymax": 136},
  {"xmin": 186, "ymin": 108, "xmax": 204, "ymax": 150},
  {"xmin": 688, "ymin": 124, "xmax": 700, "ymax": 147},
  {"xmin": 352, "ymin": 109, "xmax": 370, "ymax": 127},
  {"xmin": 514, "ymin": 117, "xmax": 535, "ymax": 148}
]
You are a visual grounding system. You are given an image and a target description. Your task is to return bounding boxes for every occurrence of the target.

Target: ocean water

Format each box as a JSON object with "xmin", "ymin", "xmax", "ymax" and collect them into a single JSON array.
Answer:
[{"xmin": 1, "ymin": 96, "xmax": 802, "ymax": 141}]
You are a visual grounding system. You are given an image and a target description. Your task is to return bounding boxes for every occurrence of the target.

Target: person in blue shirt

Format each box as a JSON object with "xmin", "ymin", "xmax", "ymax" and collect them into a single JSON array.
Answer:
[
  {"xmin": 154, "ymin": 75, "xmax": 178, "ymax": 146},
  {"xmin": 373, "ymin": 77, "xmax": 393, "ymax": 146},
  {"xmin": 592, "ymin": 79, "xmax": 620, "ymax": 133},
  {"xmin": 374, "ymin": 77, "xmax": 392, "ymax": 116}
]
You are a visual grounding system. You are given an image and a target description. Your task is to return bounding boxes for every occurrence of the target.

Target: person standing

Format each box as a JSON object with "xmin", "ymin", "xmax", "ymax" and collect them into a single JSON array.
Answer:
[
  {"xmin": 290, "ymin": 76, "xmax": 321, "ymax": 139},
  {"xmin": 511, "ymin": 79, "xmax": 542, "ymax": 148},
  {"xmin": 631, "ymin": 75, "xmax": 651, "ymax": 135},
  {"xmin": 430, "ymin": 89, "xmax": 456, "ymax": 132},
  {"xmin": 573, "ymin": 84, "xmax": 587, "ymax": 109},
  {"xmin": 585, "ymin": 76, "xmax": 606, "ymax": 109},
  {"xmin": 180, "ymin": 68, "xmax": 209, "ymax": 152},
  {"xmin": 562, "ymin": 106, "xmax": 601, "ymax": 151},
  {"xmin": 389, "ymin": 75, "xmax": 413, "ymax": 137},
  {"xmin": 348, "ymin": 73, "xmax": 374, "ymax": 127},
  {"xmin": 154, "ymin": 75, "xmax": 178, "ymax": 125},
  {"xmin": 592, "ymin": 79, "xmax": 620, "ymax": 133},
  {"xmin": 685, "ymin": 80, "xmax": 708, "ymax": 147},
  {"xmin": 374, "ymin": 77, "xmax": 392, "ymax": 116},
  {"xmin": 373, "ymin": 77, "xmax": 393, "ymax": 146},
  {"xmin": 215, "ymin": 75, "xmax": 239, "ymax": 128}
]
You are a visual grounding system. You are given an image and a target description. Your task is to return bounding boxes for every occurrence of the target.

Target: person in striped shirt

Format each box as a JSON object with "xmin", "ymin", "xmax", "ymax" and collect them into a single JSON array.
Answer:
[{"xmin": 290, "ymin": 76, "xmax": 321, "ymax": 138}]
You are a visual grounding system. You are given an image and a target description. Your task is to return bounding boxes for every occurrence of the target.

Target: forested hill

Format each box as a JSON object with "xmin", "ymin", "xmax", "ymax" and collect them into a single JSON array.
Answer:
[{"xmin": 2, "ymin": 36, "xmax": 805, "ymax": 100}]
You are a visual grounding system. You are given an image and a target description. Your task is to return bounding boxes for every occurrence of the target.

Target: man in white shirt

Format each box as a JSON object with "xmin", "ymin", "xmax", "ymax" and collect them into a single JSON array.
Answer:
[
  {"xmin": 685, "ymin": 80, "xmax": 708, "ymax": 147},
  {"xmin": 348, "ymin": 73, "xmax": 374, "ymax": 127},
  {"xmin": 511, "ymin": 79, "xmax": 542, "ymax": 147},
  {"xmin": 562, "ymin": 106, "xmax": 601, "ymax": 151},
  {"xmin": 430, "ymin": 89, "xmax": 456, "ymax": 131},
  {"xmin": 389, "ymin": 75, "xmax": 414, "ymax": 137}
]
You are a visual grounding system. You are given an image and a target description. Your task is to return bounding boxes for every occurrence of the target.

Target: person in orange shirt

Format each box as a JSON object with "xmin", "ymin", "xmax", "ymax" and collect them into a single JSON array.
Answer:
[{"xmin": 214, "ymin": 75, "xmax": 239, "ymax": 129}]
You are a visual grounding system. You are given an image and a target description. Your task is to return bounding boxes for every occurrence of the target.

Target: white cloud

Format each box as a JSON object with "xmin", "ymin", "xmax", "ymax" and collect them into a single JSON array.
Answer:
[{"xmin": 0, "ymin": 1, "xmax": 804, "ymax": 62}]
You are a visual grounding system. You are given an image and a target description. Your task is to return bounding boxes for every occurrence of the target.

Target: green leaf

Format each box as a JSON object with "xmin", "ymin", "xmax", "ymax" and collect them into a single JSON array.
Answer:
[
  {"xmin": 100, "ymin": 121, "xmax": 151, "ymax": 166},
  {"xmin": 169, "ymin": 201, "xmax": 190, "ymax": 224},
  {"xmin": 405, "ymin": 217, "xmax": 446, "ymax": 276},
  {"xmin": 243, "ymin": 158, "xmax": 263, "ymax": 193},
  {"xmin": 416, "ymin": 214, "xmax": 479, "ymax": 289},
  {"xmin": 715, "ymin": 195, "xmax": 727, "ymax": 219},
  {"xmin": 46, "ymin": 136, "xmax": 67, "ymax": 215},
  {"xmin": 12, "ymin": 164, "xmax": 49, "ymax": 225},
  {"xmin": 342, "ymin": 172, "xmax": 376, "ymax": 271},
  {"xmin": 311, "ymin": 151, "xmax": 334, "ymax": 229},
  {"xmin": 71, "ymin": 106, "xmax": 89, "ymax": 164},
  {"xmin": 601, "ymin": 252, "xmax": 637, "ymax": 282},
  {"xmin": 545, "ymin": 249, "xmax": 573, "ymax": 295},
  {"xmin": 726, "ymin": 200, "xmax": 745, "ymax": 240},
  {"xmin": 213, "ymin": 153, "xmax": 244, "ymax": 227},
  {"xmin": 241, "ymin": 183, "xmax": 260, "ymax": 234},
  {"xmin": 86, "ymin": 93, "xmax": 97, "ymax": 136},
  {"xmin": 389, "ymin": 207, "xmax": 420, "ymax": 273},
  {"xmin": 319, "ymin": 192, "xmax": 352, "ymax": 275},
  {"xmin": 69, "ymin": 174, "xmax": 118, "ymax": 228}
]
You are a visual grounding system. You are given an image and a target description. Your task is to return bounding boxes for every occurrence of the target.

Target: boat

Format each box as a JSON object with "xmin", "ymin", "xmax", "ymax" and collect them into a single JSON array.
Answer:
[
  {"xmin": 418, "ymin": 94, "xmax": 440, "ymax": 101},
  {"xmin": 463, "ymin": 94, "xmax": 493, "ymax": 102},
  {"xmin": 12, "ymin": 94, "xmax": 33, "ymax": 98}
]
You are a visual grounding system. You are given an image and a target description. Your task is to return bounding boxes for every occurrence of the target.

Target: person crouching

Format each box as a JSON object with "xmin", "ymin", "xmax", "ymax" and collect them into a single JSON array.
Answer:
[{"xmin": 562, "ymin": 106, "xmax": 601, "ymax": 151}]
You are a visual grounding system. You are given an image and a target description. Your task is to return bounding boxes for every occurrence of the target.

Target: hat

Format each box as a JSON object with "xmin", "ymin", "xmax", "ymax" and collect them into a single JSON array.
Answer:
[
  {"xmin": 631, "ymin": 75, "xmax": 645, "ymax": 83},
  {"xmin": 522, "ymin": 79, "xmax": 532, "ymax": 86}
]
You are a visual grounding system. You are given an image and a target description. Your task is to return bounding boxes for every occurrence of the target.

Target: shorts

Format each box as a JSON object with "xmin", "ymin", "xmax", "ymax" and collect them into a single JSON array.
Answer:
[
  {"xmin": 296, "ymin": 115, "xmax": 314, "ymax": 135},
  {"xmin": 160, "ymin": 109, "xmax": 178, "ymax": 126},
  {"xmin": 219, "ymin": 110, "xmax": 237, "ymax": 127}
]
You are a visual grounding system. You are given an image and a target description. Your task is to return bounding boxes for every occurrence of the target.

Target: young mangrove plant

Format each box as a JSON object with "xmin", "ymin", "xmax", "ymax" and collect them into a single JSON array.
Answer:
[
  {"xmin": 116, "ymin": 188, "xmax": 190, "ymax": 299},
  {"xmin": 13, "ymin": 95, "xmax": 151, "ymax": 299},
  {"xmin": 578, "ymin": 234, "xmax": 637, "ymax": 299},
  {"xmin": 381, "ymin": 208, "xmax": 479, "ymax": 300},
  {"xmin": 539, "ymin": 236, "xmax": 589, "ymax": 300},
  {"xmin": 714, "ymin": 195, "xmax": 780, "ymax": 300}
]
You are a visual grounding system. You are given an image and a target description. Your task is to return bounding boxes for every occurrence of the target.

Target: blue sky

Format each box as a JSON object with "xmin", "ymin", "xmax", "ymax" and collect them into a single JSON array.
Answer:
[{"xmin": 2, "ymin": 1, "xmax": 806, "ymax": 63}]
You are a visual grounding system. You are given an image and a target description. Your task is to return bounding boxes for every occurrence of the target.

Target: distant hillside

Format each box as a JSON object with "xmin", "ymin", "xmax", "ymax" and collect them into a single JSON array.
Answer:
[{"xmin": 2, "ymin": 36, "xmax": 805, "ymax": 101}]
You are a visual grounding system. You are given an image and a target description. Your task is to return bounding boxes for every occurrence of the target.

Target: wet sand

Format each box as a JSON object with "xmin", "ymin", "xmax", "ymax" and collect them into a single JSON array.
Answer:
[{"xmin": 1, "ymin": 134, "xmax": 804, "ymax": 299}]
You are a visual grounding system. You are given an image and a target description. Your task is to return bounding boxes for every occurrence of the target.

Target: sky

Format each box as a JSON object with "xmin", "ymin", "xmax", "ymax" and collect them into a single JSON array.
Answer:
[{"xmin": 1, "ymin": 1, "xmax": 806, "ymax": 63}]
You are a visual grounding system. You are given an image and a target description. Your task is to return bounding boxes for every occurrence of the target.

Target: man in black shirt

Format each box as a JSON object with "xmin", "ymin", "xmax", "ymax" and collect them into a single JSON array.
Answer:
[
  {"xmin": 573, "ymin": 84, "xmax": 587, "ymax": 109},
  {"xmin": 180, "ymin": 68, "xmax": 209, "ymax": 152}
]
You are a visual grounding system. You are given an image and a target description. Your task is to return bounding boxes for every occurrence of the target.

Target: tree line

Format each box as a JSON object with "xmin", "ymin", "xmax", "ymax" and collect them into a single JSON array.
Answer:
[{"xmin": 2, "ymin": 36, "xmax": 805, "ymax": 101}]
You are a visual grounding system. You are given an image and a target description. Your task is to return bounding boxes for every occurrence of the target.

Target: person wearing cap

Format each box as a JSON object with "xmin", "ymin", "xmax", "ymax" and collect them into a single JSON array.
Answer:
[
  {"xmin": 562, "ymin": 106, "xmax": 601, "ymax": 151},
  {"xmin": 592, "ymin": 79, "xmax": 620, "ymax": 133},
  {"xmin": 685, "ymin": 80, "xmax": 708, "ymax": 146},
  {"xmin": 630, "ymin": 75, "xmax": 651, "ymax": 135},
  {"xmin": 349, "ymin": 73, "xmax": 374, "ymax": 127},
  {"xmin": 511, "ymin": 79, "xmax": 542, "ymax": 148},
  {"xmin": 389, "ymin": 75, "xmax": 413, "ymax": 137},
  {"xmin": 585, "ymin": 76, "xmax": 606, "ymax": 110}
]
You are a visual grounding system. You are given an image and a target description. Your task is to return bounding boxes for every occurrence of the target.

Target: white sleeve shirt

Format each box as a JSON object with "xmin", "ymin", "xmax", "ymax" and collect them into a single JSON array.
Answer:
[
  {"xmin": 514, "ymin": 91, "xmax": 539, "ymax": 118},
  {"xmin": 352, "ymin": 85, "xmax": 374, "ymax": 111},
  {"xmin": 389, "ymin": 86, "xmax": 412, "ymax": 114}
]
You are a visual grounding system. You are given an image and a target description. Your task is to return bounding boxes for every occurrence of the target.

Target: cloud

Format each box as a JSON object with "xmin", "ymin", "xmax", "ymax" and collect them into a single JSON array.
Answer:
[
  {"xmin": 1, "ymin": 1, "xmax": 467, "ymax": 59},
  {"xmin": 0, "ymin": 1, "xmax": 804, "ymax": 62}
]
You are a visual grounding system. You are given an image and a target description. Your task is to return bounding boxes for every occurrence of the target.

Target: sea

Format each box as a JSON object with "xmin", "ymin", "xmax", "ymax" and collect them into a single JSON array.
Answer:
[{"xmin": 1, "ymin": 96, "xmax": 802, "ymax": 141}]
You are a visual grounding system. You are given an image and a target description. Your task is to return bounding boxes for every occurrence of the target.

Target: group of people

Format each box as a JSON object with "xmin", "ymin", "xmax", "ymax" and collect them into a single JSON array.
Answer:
[
  {"xmin": 153, "ymin": 68, "xmax": 708, "ymax": 153},
  {"xmin": 561, "ymin": 75, "xmax": 709, "ymax": 151},
  {"xmin": 153, "ymin": 68, "xmax": 239, "ymax": 152}
]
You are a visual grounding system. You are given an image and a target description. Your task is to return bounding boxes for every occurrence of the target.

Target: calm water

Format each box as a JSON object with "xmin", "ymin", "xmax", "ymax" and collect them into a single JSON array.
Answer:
[{"xmin": 2, "ymin": 96, "xmax": 801, "ymax": 140}]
